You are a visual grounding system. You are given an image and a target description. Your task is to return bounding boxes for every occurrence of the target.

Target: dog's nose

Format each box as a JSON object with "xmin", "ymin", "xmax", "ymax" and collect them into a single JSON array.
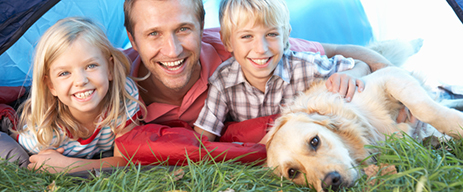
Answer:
[{"xmin": 322, "ymin": 171, "xmax": 342, "ymax": 191}]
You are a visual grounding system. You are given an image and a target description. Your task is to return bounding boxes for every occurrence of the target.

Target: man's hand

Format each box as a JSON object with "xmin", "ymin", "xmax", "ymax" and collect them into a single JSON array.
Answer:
[{"xmin": 325, "ymin": 73, "xmax": 365, "ymax": 102}]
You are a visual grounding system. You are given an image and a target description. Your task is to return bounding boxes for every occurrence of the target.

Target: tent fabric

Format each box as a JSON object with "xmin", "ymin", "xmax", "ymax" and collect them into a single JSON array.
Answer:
[
  {"xmin": 447, "ymin": 0, "xmax": 463, "ymax": 24},
  {"xmin": 0, "ymin": 0, "xmax": 129, "ymax": 87},
  {"xmin": 0, "ymin": 0, "xmax": 373, "ymax": 87},
  {"xmin": 0, "ymin": 0, "xmax": 59, "ymax": 55}
]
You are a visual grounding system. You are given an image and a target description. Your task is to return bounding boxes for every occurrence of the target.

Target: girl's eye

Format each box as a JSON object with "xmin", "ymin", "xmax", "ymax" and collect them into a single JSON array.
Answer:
[
  {"xmin": 58, "ymin": 71, "xmax": 69, "ymax": 77},
  {"xmin": 87, "ymin": 64, "xmax": 97, "ymax": 69}
]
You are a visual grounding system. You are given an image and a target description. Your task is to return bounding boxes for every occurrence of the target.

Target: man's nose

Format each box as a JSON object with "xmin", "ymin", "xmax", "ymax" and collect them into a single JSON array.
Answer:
[{"xmin": 161, "ymin": 33, "xmax": 183, "ymax": 58}]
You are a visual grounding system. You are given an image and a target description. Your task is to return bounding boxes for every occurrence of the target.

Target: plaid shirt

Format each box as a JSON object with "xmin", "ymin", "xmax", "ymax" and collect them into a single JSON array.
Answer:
[{"xmin": 194, "ymin": 50, "xmax": 355, "ymax": 136}]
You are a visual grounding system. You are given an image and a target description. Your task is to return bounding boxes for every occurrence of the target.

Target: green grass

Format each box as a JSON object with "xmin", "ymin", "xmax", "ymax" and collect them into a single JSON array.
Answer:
[{"xmin": 1, "ymin": 135, "xmax": 463, "ymax": 192}]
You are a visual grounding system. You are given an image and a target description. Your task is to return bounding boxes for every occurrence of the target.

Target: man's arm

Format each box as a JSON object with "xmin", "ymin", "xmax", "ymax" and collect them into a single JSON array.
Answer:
[{"xmin": 322, "ymin": 43, "xmax": 393, "ymax": 72}]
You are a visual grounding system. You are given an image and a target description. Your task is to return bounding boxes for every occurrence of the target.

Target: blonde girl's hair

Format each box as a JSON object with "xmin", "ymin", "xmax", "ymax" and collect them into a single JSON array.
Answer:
[
  {"xmin": 219, "ymin": 0, "xmax": 291, "ymax": 50},
  {"xmin": 17, "ymin": 17, "xmax": 145, "ymax": 149}
]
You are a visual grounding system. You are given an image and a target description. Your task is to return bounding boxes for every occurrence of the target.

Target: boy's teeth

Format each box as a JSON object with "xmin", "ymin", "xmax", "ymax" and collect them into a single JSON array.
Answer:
[
  {"xmin": 252, "ymin": 58, "xmax": 269, "ymax": 65},
  {"xmin": 75, "ymin": 90, "xmax": 94, "ymax": 99}
]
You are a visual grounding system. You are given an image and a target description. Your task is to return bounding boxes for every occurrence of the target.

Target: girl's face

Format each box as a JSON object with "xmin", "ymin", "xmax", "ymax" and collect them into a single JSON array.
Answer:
[{"xmin": 47, "ymin": 36, "xmax": 113, "ymax": 118}]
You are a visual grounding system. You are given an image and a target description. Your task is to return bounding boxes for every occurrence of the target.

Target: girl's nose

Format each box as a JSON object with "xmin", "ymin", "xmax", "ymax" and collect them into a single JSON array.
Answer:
[{"xmin": 74, "ymin": 71, "xmax": 89, "ymax": 86}]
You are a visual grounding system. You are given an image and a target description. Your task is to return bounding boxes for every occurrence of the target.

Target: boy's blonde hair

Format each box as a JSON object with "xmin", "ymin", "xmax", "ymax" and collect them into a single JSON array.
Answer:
[
  {"xmin": 17, "ymin": 17, "xmax": 144, "ymax": 149},
  {"xmin": 219, "ymin": 0, "xmax": 291, "ymax": 51}
]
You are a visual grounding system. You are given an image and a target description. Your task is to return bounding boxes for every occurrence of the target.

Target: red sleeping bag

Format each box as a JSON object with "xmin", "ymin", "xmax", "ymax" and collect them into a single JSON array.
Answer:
[{"xmin": 115, "ymin": 115, "xmax": 278, "ymax": 165}]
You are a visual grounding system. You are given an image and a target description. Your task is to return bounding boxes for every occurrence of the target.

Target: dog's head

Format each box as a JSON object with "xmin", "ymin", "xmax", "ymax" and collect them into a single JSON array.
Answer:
[{"xmin": 266, "ymin": 112, "xmax": 373, "ymax": 191}]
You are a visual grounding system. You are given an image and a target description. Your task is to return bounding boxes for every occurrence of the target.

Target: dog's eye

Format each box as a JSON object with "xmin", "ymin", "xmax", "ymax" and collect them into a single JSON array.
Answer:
[
  {"xmin": 288, "ymin": 168, "xmax": 300, "ymax": 179},
  {"xmin": 310, "ymin": 135, "xmax": 320, "ymax": 150}
]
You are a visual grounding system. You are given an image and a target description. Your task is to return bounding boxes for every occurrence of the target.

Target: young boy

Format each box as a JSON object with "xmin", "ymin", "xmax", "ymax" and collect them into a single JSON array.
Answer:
[{"xmin": 194, "ymin": 0, "xmax": 371, "ymax": 142}]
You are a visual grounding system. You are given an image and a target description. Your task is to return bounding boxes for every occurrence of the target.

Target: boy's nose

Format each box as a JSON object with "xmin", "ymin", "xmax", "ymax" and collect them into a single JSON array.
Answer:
[
  {"xmin": 254, "ymin": 37, "xmax": 269, "ymax": 54},
  {"xmin": 161, "ymin": 33, "xmax": 183, "ymax": 58}
]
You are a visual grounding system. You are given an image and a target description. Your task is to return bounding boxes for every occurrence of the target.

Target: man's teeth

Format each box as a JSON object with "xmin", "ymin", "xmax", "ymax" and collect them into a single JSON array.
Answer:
[
  {"xmin": 252, "ymin": 58, "xmax": 269, "ymax": 65},
  {"xmin": 160, "ymin": 59, "xmax": 184, "ymax": 70},
  {"xmin": 75, "ymin": 90, "xmax": 94, "ymax": 99}
]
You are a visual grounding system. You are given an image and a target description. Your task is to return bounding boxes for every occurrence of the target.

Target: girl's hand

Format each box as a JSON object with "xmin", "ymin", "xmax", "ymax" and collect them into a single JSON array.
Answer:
[
  {"xmin": 28, "ymin": 148, "xmax": 68, "ymax": 173},
  {"xmin": 325, "ymin": 73, "xmax": 365, "ymax": 102}
]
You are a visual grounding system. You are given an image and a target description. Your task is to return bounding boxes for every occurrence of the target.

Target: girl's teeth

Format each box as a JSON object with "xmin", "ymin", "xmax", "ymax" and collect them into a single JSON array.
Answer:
[{"xmin": 75, "ymin": 90, "xmax": 94, "ymax": 99}]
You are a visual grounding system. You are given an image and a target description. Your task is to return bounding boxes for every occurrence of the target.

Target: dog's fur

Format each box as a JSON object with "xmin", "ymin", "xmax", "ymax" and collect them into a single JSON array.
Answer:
[{"xmin": 265, "ymin": 40, "xmax": 463, "ymax": 191}]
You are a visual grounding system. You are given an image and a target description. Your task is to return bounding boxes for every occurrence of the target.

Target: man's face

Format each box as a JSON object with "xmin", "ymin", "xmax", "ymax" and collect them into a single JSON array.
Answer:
[{"xmin": 128, "ymin": 0, "xmax": 203, "ymax": 91}]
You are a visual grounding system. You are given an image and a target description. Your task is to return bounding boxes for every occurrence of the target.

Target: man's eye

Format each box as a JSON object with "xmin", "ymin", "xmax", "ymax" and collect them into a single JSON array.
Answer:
[
  {"xmin": 179, "ymin": 27, "xmax": 188, "ymax": 32},
  {"xmin": 149, "ymin": 31, "xmax": 158, "ymax": 36}
]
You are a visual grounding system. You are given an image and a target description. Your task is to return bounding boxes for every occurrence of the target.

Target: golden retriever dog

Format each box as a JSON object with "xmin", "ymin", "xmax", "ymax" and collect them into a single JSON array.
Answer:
[{"xmin": 265, "ymin": 40, "xmax": 463, "ymax": 191}]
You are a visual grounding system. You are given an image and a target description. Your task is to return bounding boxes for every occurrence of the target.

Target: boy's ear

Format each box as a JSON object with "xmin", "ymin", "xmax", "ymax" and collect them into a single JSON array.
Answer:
[
  {"xmin": 219, "ymin": 31, "xmax": 234, "ymax": 53},
  {"xmin": 108, "ymin": 56, "xmax": 114, "ymax": 81},
  {"xmin": 127, "ymin": 30, "xmax": 138, "ymax": 51},
  {"xmin": 45, "ymin": 76, "xmax": 57, "ymax": 96}
]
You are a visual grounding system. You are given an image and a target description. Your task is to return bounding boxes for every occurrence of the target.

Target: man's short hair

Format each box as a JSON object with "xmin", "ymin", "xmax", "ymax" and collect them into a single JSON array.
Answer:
[{"xmin": 124, "ymin": 0, "xmax": 205, "ymax": 35}]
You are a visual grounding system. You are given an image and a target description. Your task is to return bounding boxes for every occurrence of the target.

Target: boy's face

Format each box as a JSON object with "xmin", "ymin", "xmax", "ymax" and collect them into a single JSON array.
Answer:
[{"xmin": 226, "ymin": 20, "xmax": 285, "ymax": 86}]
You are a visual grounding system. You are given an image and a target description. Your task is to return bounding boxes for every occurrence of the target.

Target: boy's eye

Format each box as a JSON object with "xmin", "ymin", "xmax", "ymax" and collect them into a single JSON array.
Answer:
[
  {"xmin": 241, "ymin": 35, "xmax": 252, "ymax": 39},
  {"xmin": 267, "ymin": 33, "xmax": 279, "ymax": 37}
]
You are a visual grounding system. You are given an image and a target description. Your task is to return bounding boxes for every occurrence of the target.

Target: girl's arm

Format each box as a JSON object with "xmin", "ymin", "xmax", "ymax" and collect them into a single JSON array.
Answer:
[{"xmin": 28, "ymin": 123, "xmax": 137, "ymax": 173}]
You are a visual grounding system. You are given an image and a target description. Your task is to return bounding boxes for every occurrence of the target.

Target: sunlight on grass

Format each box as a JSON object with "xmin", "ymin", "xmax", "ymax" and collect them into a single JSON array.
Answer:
[{"xmin": 1, "ymin": 134, "xmax": 463, "ymax": 191}]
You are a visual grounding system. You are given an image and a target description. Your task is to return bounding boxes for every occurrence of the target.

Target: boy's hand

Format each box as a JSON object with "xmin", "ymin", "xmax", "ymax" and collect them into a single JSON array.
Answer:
[{"xmin": 325, "ymin": 73, "xmax": 365, "ymax": 102}]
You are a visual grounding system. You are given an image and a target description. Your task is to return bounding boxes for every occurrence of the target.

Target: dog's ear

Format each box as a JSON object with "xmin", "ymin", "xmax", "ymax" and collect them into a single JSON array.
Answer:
[{"xmin": 266, "ymin": 115, "xmax": 290, "ymax": 150}]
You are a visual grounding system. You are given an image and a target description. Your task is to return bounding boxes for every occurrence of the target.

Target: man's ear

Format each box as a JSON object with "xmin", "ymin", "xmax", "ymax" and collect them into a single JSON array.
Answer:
[
  {"xmin": 108, "ymin": 57, "xmax": 114, "ymax": 81},
  {"xmin": 46, "ymin": 76, "xmax": 57, "ymax": 96},
  {"xmin": 127, "ymin": 30, "xmax": 138, "ymax": 51}
]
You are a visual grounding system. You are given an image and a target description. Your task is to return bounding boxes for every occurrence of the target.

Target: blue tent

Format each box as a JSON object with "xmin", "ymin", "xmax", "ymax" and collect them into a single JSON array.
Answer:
[
  {"xmin": 2, "ymin": 0, "xmax": 462, "ymax": 88},
  {"xmin": 0, "ymin": 0, "xmax": 375, "ymax": 87}
]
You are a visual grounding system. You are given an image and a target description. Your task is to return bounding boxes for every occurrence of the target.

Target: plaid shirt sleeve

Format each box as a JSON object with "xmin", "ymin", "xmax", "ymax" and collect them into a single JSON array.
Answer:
[
  {"xmin": 332, "ymin": 55, "xmax": 355, "ymax": 73},
  {"xmin": 194, "ymin": 83, "xmax": 229, "ymax": 136}
]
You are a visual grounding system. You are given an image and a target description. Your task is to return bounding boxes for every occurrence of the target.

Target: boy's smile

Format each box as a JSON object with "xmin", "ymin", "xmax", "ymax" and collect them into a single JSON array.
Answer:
[{"xmin": 226, "ymin": 21, "xmax": 285, "ymax": 91}]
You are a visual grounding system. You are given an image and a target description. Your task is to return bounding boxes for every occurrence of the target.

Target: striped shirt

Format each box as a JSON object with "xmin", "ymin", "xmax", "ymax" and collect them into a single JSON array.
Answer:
[
  {"xmin": 194, "ymin": 50, "xmax": 355, "ymax": 136},
  {"xmin": 18, "ymin": 77, "xmax": 140, "ymax": 159}
]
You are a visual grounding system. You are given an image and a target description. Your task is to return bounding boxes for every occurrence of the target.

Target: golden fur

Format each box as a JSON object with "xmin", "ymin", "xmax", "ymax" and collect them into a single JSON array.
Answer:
[{"xmin": 265, "ymin": 41, "xmax": 463, "ymax": 191}]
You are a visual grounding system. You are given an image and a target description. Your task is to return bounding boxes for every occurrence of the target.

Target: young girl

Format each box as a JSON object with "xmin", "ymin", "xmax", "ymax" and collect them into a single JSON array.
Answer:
[{"xmin": 15, "ymin": 17, "xmax": 144, "ymax": 173}]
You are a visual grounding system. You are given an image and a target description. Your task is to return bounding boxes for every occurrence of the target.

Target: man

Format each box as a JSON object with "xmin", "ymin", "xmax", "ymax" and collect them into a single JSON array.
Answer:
[
  {"xmin": 123, "ymin": 0, "xmax": 391, "ymax": 127},
  {"xmin": 117, "ymin": 0, "xmax": 393, "ymax": 165}
]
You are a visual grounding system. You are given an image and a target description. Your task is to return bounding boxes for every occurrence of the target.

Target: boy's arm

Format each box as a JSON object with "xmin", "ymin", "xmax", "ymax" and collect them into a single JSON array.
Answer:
[
  {"xmin": 322, "ymin": 43, "xmax": 392, "ymax": 72},
  {"xmin": 194, "ymin": 126, "xmax": 217, "ymax": 141},
  {"xmin": 325, "ymin": 60, "xmax": 370, "ymax": 102}
]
